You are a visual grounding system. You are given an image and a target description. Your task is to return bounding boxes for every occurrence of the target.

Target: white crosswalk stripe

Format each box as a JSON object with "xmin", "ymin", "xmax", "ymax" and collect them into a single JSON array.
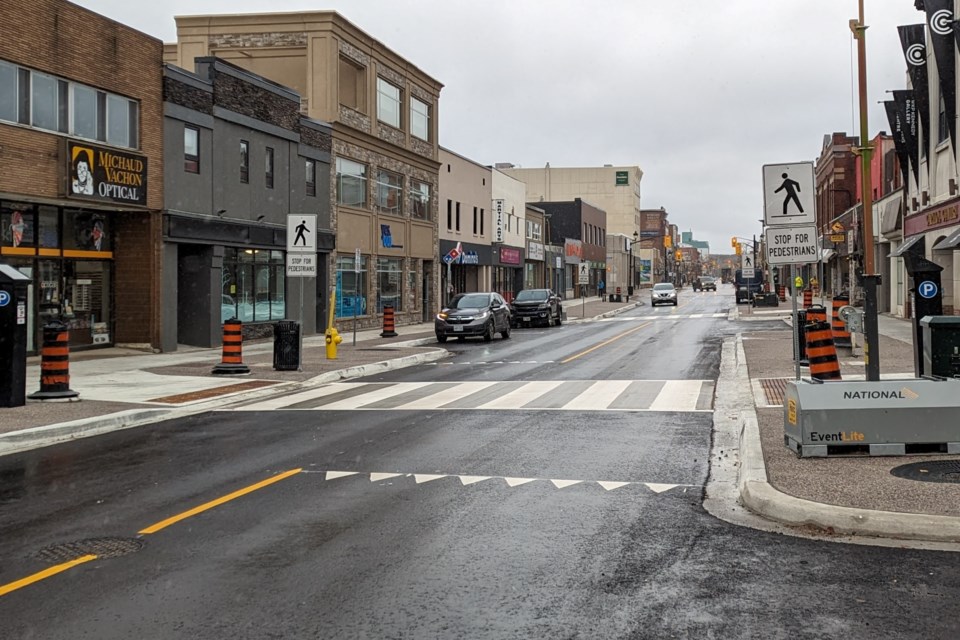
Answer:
[
  {"xmin": 598, "ymin": 313, "xmax": 727, "ymax": 321},
  {"xmin": 230, "ymin": 379, "xmax": 714, "ymax": 412}
]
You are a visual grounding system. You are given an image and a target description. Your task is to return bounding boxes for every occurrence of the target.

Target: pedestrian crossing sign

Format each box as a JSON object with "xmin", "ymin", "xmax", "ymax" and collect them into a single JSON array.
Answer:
[{"xmin": 762, "ymin": 163, "xmax": 816, "ymax": 227}]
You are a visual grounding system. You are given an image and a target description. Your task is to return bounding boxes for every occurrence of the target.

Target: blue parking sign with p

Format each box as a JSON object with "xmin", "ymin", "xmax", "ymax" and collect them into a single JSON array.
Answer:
[
  {"xmin": 0, "ymin": 290, "xmax": 10, "ymax": 307},
  {"xmin": 918, "ymin": 280, "xmax": 938, "ymax": 300}
]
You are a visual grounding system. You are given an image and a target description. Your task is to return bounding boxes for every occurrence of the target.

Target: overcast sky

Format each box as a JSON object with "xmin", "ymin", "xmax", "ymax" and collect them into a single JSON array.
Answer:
[{"xmin": 75, "ymin": 0, "xmax": 926, "ymax": 252}]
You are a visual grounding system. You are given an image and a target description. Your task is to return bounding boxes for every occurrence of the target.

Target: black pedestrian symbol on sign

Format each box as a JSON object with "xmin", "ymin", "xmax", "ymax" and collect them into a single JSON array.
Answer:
[
  {"xmin": 294, "ymin": 219, "xmax": 310, "ymax": 246},
  {"xmin": 744, "ymin": 256, "xmax": 753, "ymax": 267},
  {"xmin": 774, "ymin": 172, "xmax": 804, "ymax": 215}
]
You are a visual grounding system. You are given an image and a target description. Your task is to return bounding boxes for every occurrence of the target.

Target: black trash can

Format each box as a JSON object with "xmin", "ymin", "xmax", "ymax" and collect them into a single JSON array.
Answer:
[
  {"xmin": 273, "ymin": 321, "xmax": 300, "ymax": 371},
  {"xmin": 794, "ymin": 309, "xmax": 808, "ymax": 366}
]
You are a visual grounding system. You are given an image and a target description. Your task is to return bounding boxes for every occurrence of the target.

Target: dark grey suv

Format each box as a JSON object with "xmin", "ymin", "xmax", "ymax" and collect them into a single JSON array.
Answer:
[
  {"xmin": 510, "ymin": 289, "xmax": 563, "ymax": 327},
  {"xmin": 435, "ymin": 292, "xmax": 512, "ymax": 343}
]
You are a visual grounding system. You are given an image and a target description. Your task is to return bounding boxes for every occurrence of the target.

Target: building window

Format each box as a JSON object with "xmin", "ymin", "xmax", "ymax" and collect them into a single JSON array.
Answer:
[
  {"xmin": 411, "ymin": 96, "xmax": 430, "ymax": 141},
  {"xmin": 336, "ymin": 254, "xmax": 367, "ymax": 318},
  {"xmin": 473, "ymin": 206, "xmax": 478, "ymax": 234},
  {"xmin": 305, "ymin": 159, "xmax": 316, "ymax": 197},
  {"xmin": 184, "ymin": 126, "xmax": 199, "ymax": 173},
  {"xmin": 410, "ymin": 180, "xmax": 431, "ymax": 220},
  {"xmin": 265, "ymin": 147, "xmax": 274, "ymax": 189},
  {"xmin": 336, "ymin": 158, "xmax": 367, "ymax": 207},
  {"xmin": 938, "ymin": 96, "xmax": 949, "ymax": 145},
  {"xmin": 240, "ymin": 140, "xmax": 249, "ymax": 183},
  {"xmin": 31, "ymin": 72, "xmax": 62, "ymax": 132},
  {"xmin": 375, "ymin": 169, "xmax": 403, "ymax": 215},
  {"xmin": 0, "ymin": 61, "xmax": 16, "ymax": 122},
  {"xmin": 339, "ymin": 56, "xmax": 366, "ymax": 112},
  {"xmin": 377, "ymin": 77, "xmax": 401, "ymax": 128},
  {"xmin": 70, "ymin": 84, "xmax": 97, "ymax": 140},
  {"xmin": 106, "ymin": 94, "xmax": 130, "ymax": 148},
  {"xmin": 221, "ymin": 248, "xmax": 285, "ymax": 324},
  {"xmin": 447, "ymin": 199, "xmax": 453, "ymax": 230},
  {"xmin": 480, "ymin": 208, "xmax": 485, "ymax": 235},
  {"xmin": 376, "ymin": 257, "xmax": 403, "ymax": 313},
  {"xmin": 455, "ymin": 202, "xmax": 461, "ymax": 231}
]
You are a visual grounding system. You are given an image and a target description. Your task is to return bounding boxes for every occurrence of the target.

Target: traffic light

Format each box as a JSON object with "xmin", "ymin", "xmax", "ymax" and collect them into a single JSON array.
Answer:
[
  {"xmin": 735, "ymin": 243, "xmax": 742, "ymax": 256},
  {"xmin": 664, "ymin": 236, "xmax": 672, "ymax": 248},
  {"xmin": 731, "ymin": 236, "xmax": 737, "ymax": 248},
  {"xmin": 675, "ymin": 250, "xmax": 683, "ymax": 261}
]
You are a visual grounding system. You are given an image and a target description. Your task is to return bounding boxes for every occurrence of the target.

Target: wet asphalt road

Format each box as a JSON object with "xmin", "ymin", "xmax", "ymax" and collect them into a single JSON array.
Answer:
[{"xmin": 2, "ymin": 286, "xmax": 960, "ymax": 639}]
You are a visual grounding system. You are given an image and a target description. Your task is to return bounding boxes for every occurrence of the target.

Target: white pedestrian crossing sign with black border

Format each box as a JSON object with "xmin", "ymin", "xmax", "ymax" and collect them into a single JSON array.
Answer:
[
  {"xmin": 287, "ymin": 214, "xmax": 317, "ymax": 252},
  {"xmin": 762, "ymin": 162, "xmax": 815, "ymax": 227},
  {"xmin": 578, "ymin": 262, "xmax": 589, "ymax": 285}
]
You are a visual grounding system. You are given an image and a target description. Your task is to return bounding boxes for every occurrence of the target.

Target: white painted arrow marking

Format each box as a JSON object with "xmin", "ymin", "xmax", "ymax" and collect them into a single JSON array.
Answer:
[
  {"xmin": 644, "ymin": 483, "xmax": 677, "ymax": 494},
  {"xmin": 550, "ymin": 479, "xmax": 582, "ymax": 489},
  {"xmin": 325, "ymin": 471, "xmax": 358, "ymax": 481},
  {"xmin": 459, "ymin": 475, "xmax": 491, "ymax": 485},
  {"xmin": 504, "ymin": 477, "xmax": 536, "ymax": 487},
  {"xmin": 414, "ymin": 474, "xmax": 446, "ymax": 484},
  {"xmin": 370, "ymin": 473, "xmax": 402, "ymax": 482},
  {"xmin": 597, "ymin": 481, "xmax": 630, "ymax": 491}
]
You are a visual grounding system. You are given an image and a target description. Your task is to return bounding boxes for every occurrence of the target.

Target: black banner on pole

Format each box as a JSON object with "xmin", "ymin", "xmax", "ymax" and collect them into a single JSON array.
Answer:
[
  {"xmin": 924, "ymin": 2, "xmax": 957, "ymax": 154},
  {"xmin": 893, "ymin": 90, "xmax": 920, "ymax": 184},
  {"xmin": 899, "ymin": 24, "xmax": 932, "ymax": 162},
  {"xmin": 885, "ymin": 100, "xmax": 911, "ymax": 187}
]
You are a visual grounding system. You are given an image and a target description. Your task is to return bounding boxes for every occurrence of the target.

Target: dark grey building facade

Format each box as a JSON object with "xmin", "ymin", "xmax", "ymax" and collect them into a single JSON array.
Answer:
[{"xmin": 162, "ymin": 58, "xmax": 333, "ymax": 350}]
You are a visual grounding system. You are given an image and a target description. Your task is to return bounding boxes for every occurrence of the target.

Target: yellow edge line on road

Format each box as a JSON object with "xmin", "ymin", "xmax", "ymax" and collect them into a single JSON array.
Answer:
[
  {"xmin": 139, "ymin": 468, "xmax": 303, "ymax": 535},
  {"xmin": 0, "ymin": 554, "xmax": 97, "ymax": 598},
  {"xmin": 561, "ymin": 322, "xmax": 652, "ymax": 364}
]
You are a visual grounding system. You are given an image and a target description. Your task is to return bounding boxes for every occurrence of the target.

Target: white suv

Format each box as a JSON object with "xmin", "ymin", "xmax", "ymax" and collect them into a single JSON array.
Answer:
[{"xmin": 651, "ymin": 283, "xmax": 678, "ymax": 306}]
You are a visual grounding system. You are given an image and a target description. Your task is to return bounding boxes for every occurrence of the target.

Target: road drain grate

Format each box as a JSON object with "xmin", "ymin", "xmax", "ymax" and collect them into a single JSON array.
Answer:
[
  {"xmin": 36, "ymin": 537, "xmax": 144, "ymax": 563},
  {"xmin": 759, "ymin": 378, "xmax": 789, "ymax": 405},
  {"xmin": 890, "ymin": 461, "xmax": 960, "ymax": 484}
]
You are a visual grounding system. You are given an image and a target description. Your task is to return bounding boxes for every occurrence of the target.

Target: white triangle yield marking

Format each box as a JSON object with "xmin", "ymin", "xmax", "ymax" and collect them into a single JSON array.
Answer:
[
  {"xmin": 550, "ymin": 479, "xmax": 582, "ymax": 489},
  {"xmin": 459, "ymin": 475, "xmax": 491, "ymax": 485},
  {"xmin": 414, "ymin": 474, "xmax": 446, "ymax": 484},
  {"xmin": 370, "ymin": 473, "xmax": 402, "ymax": 482},
  {"xmin": 597, "ymin": 481, "xmax": 630, "ymax": 491},
  {"xmin": 504, "ymin": 477, "xmax": 536, "ymax": 487},
  {"xmin": 645, "ymin": 483, "xmax": 678, "ymax": 494},
  {"xmin": 325, "ymin": 471, "xmax": 358, "ymax": 481}
]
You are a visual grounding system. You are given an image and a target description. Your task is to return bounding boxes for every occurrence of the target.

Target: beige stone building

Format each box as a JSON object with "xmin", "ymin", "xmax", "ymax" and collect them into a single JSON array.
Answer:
[
  {"xmin": 499, "ymin": 164, "xmax": 643, "ymax": 238},
  {"xmin": 166, "ymin": 11, "xmax": 443, "ymax": 326},
  {"xmin": 438, "ymin": 148, "xmax": 492, "ymax": 298}
]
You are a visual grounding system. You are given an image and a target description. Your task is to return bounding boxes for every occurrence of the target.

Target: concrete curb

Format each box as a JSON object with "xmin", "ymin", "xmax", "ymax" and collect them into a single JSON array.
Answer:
[
  {"xmin": 303, "ymin": 348, "xmax": 448, "ymax": 385},
  {"xmin": 567, "ymin": 300, "xmax": 644, "ymax": 324},
  {"xmin": 732, "ymin": 333, "xmax": 960, "ymax": 543}
]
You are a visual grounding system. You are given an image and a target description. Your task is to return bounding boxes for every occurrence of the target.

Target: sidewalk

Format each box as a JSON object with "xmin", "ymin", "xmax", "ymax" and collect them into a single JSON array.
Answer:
[
  {"xmin": 1, "ymin": 296, "xmax": 641, "ymax": 456},
  {"xmin": 731, "ymin": 312, "xmax": 960, "ymax": 542}
]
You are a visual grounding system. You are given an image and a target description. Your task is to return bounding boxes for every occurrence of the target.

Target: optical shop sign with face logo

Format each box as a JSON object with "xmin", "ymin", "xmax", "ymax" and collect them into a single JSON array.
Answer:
[{"xmin": 65, "ymin": 140, "xmax": 148, "ymax": 207}]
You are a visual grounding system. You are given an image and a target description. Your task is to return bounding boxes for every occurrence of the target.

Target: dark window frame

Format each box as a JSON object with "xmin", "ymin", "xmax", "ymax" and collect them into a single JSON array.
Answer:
[
  {"xmin": 306, "ymin": 159, "xmax": 316, "ymax": 197},
  {"xmin": 184, "ymin": 125, "xmax": 199, "ymax": 174},
  {"xmin": 240, "ymin": 140, "xmax": 249, "ymax": 183},
  {"xmin": 265, "ymin": 147, "xmax": 274, "ymax": 189}
]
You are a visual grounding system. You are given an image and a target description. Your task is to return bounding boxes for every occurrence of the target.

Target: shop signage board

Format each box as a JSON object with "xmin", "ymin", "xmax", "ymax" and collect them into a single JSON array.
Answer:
[
  {"xmin": 764, "ymin": 225, "xmax": 819, "ymax": 265},
  {"xmin": 762, "ymin": 162, "xmax": 816, "ymax": 226},
  {"xmin": 65, "ymin": 140, "xmax": 149, "ymax": 207}
]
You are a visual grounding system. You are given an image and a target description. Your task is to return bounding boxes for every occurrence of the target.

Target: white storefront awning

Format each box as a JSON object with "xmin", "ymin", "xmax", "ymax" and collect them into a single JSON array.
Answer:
[
  {"xmin": 890, "ymin": 234, "xmax": 924, "ymax": 257},
  {"xmin": 820, "ymin": 248, "xmax": 836, "ymax": 262},
  {"xmin": 932, "ymin": 227, "xmax": 960, "ymax": 250}
]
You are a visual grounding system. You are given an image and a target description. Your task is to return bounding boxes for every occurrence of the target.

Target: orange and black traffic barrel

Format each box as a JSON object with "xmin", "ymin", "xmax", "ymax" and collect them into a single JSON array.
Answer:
[
  {"xmin": 806, "ymin": 304, "xmax": 828, "ymax": 326},
  {"xmin": 805, "ymin": 320, "xmax": 842, "ymax": 381},
  {"xmin": 831, "ymin": 295, "xmax": 852, "ymax": 347},
  {"xmin": 802, "ymin": 289, "xmax": 813, "ymax": 308},
  {"xmin": 28, "ymin": 321, "xmax": 79, "ymax": 401},
  {"xmin": 778, "ymin": 285, "xmax": 786, "ymax": 302},
  {"xmin": 212, "ymin": 318, "xmax": 250, "ymax": 375},
  {"xmin": 381, "ymin": 305, "xmax": 398, "ymax": 338}
]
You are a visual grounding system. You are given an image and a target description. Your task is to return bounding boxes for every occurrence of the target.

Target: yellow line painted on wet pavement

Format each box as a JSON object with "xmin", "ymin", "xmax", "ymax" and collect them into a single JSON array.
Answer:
[
  {"xmin": 561, "ymin": 322, "xmax": 652, "ymax": 364},
  {"xmin": 139, "ymin": 468, "xmax": 302, "ymax": 535},
  {"xmin": 0, "ymin": 554, "xmax": 97, "ymax": 598}
]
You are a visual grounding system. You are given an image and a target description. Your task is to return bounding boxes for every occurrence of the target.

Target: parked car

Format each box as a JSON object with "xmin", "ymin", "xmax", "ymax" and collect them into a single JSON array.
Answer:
[
  {"xmin": 510, "ymin": 289, "xmax": 563, "ymax": 327},
  {"xmin": 435, "ymin": 292, "xmax": 512, "ymax": 343},
  {"xmin": 651, "ymin": 282, "xmax": 678, "ymax": 306}
]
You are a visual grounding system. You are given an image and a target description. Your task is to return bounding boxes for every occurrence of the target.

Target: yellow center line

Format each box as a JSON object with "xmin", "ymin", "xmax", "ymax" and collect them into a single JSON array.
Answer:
[
  {"xmin": 139, "ymin": 468, "xmax": 303, "ymax": 535},
  {"xmin": 561, "ymin": 322, "xmax": 652, "ymax": 364},
  {"xmin": 0, "ymin": 554, "xmax": 97, "ymax": 598}
]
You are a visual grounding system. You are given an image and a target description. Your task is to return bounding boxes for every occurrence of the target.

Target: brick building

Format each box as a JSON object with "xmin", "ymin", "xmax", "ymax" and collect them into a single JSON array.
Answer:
[
  {"xmin": 0, "ymin": 0, "xmax": 164, "ymax": 352},
  {"xmin": 814, "ymin": 132, "xmax": 859, "ymax": 296}
]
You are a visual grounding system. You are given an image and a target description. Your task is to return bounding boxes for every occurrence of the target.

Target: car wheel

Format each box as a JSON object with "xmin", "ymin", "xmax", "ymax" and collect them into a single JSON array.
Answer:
[
  {"xmin": 501, "ymin": 324, "xmax": 511, "ymax": 339},
  {"xmin": 483, "ymin": 322, "xmax": 494, "ymax": 342},
  {"xmin": 436, "ymin": 334, "xmax": 447, "ymax": 343},
  {"xmin": 673, "ymin": 300, "xmax": 678, "ymax": 306}
]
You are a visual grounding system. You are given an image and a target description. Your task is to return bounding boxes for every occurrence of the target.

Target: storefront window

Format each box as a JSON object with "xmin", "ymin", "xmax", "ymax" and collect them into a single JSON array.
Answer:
[
  {"xmin": 221, "ymin": 248, "xmax": 285, "ymax": 323},
  {"xmin": 64, "ymin": 209, "xmax": 110, "ymax": 252},
  {"xmin": 38, "ymin": 206, "xmax": 59, "ymax": 248},
  {"xmin": 376, "ymin": 257, "xmax": 402, "ymax": 313},
  {"xmin": 336, "ymin": 254, "xmax": 367, "ymax": 318},
  {"xmin": 62, "ymin": 260, "xmax": 111, "ymax": 347},
  {"xmin": 1, "ymin": 202, "xmax": 35, "ymax": 248}
]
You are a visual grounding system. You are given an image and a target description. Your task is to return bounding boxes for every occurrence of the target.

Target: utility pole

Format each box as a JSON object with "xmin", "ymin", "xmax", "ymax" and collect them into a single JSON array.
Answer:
[{"xmin": 851, "ymin": 0, "xmax": 881, "ymax": 381}]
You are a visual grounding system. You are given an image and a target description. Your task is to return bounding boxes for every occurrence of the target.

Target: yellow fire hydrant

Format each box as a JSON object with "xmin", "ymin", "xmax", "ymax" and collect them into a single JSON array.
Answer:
[{"xmin": 326, "ymin": 287, "xmax": 343, "ymax": 359}]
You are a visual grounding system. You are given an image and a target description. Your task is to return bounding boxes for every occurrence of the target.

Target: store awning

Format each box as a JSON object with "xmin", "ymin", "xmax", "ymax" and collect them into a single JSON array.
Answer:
[
  {"xmin": 890, "ymin": 234, "xmax": 925, "ymax": 257},
  {"xmin": 820, "ymin": 248, "xmax": 836, "ymax": 262},
  {"xmin": 932, "ymin": 227, "xmax": 960, "ymax": 250},
  {"xmin": 880, "ymin": 198, "xmax": 902, "ymax": 235}
]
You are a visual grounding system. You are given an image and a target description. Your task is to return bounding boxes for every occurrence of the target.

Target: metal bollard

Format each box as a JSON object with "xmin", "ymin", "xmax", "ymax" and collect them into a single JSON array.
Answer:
[{"xmin": 28, "ymin": 321, "xmax": 80, "ymax": 401}]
